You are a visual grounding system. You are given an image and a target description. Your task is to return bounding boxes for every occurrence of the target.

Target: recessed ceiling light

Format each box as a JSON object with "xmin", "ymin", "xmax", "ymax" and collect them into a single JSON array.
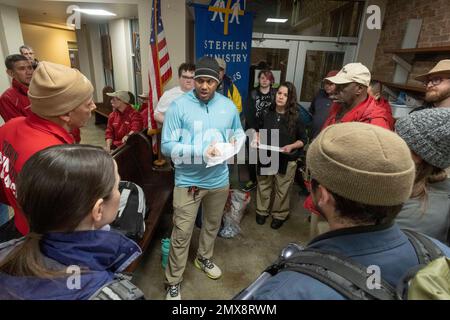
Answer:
[
  {"xmin": 73, "ymin": 9, "xmax": 116, "ymax": 16},
  {"xmin": 266, "ymin": 18, "xmax": 288, "ymax": 23}
]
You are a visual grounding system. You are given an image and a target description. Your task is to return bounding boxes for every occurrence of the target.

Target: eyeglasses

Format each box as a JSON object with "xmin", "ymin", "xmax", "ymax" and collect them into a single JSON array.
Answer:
[
  {"xmin": 423, "ymin": 77, "xmax": 448, "ymax": 87},
  {"xmin": 181, "ymin": 75, "xmax": 194, "ymax": 80}
]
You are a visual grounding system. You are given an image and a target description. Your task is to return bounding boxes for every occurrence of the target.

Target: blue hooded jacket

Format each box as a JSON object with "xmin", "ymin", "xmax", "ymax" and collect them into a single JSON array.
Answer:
[
  {"xmin": 0, "ymin": 230, "xmax": 141, "ymax": 300},
  {"xmin": 162, "ymin": 90, "xmax": 244, "ymax": 189}
]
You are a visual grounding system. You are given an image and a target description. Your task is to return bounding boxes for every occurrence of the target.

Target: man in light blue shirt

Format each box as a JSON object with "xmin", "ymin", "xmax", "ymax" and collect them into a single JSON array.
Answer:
[{"xmin": 162, "ymin": 56, "xmax": 244, "ymax": 300}]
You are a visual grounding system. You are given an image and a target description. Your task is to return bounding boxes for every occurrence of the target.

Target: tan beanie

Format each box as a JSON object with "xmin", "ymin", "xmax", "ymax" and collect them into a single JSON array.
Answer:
[
  {"xmin": 306, "ymin": 122, "xmax": 415, "ymax": 206},
  {"xmin": 29, "ymin": 61, "xmax": 94, "ymax": 117}
]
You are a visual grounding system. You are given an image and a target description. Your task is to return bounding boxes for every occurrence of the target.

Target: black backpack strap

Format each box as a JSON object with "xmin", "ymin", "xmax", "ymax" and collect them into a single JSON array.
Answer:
[
  {"xmin": 395, "ymin": 230, "xmax": 444, "ymax": 300},
  {"xmin": 89, "ymin": 276, "xmax": 145, "ymax": 300},
  {"xmin": 278, "ymin": 249, "xmax": 397, "ymax": 300},
  {"xmin": 402, "ymin": 229, "xmax": 444, "ymax": 264}
]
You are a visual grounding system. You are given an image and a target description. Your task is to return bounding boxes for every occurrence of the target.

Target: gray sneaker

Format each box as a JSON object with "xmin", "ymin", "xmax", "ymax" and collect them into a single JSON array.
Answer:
[
  {"xmin": 194, "ymin": 257, "xmax": 222, "ymax": 280},
  {"xmin": 166, "ymin": 283, "xmax": 181, "ymax": 300}
]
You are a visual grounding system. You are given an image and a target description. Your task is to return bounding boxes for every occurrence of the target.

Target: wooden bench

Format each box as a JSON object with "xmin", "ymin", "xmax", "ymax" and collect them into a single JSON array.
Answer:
[
  {"xmin": 94, "ymin": 86, "xmax": 114, "ymax": 125},
  {"xmin": 112, "ymin": 130, "xmax": 174, "ymax": 272}
]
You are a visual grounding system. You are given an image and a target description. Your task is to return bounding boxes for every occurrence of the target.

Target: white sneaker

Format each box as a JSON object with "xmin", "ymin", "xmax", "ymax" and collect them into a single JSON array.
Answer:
[
  {"xmin": 166, "ymin": 283, "xmax": 181, "ymax": 300},
  {"xmin": 194, "ymin": 257, "xmax": 222, "ymax": 280}
]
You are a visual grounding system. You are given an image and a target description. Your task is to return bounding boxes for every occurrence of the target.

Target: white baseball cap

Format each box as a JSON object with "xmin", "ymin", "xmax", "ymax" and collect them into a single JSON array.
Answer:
[{"xmin": 325, "ymin": 63, "xmax": 371, "ymax": 87}]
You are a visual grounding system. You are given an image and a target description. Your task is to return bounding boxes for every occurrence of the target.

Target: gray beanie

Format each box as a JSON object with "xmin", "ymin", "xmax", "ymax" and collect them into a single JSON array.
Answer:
[
  {"xmin": 195, "ymin": 56, "xmax": 220, "ymax": 83},
  {"xmin": 395, "ymin": 108, "xmax": 450, "ymax": 169}
]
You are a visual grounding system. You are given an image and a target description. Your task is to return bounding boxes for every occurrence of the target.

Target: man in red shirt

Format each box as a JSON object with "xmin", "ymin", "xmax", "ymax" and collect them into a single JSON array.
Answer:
[
  {"xmin": 0, "ymin": 61, "xmax": 95, "ymax": 241},
  {"xmin": 105, "ymin": 90, "xmax": 143, "ymax": 152},
  {"xmin": 0, "ymin": 54, "xmax": 34, "ymax": 122},
  {"xmin": 305, "ymin": 63, "xmax": 394, "ymax": 237},
  {"xmin": 321, "ymin": 63, "xmax": 393, "ymax": 130}
]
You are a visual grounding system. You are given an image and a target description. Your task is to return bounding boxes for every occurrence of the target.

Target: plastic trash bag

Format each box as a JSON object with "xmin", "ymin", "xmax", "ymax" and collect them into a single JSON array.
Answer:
[{"xmin": 219, "ymin": 189, "xmax": 251, "ymax": 238}]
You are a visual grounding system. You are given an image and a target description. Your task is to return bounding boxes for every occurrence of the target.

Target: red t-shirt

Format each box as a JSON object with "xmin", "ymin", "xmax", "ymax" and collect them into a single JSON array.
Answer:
[
  {"xmin": 0, "ymin": 113, "xmax": 75, "ymax": 235},
  {"xmin": 0, "ymin": 79, "xmax": 32, "ymax": 122},
  {"xmin": 105, "ymin": 105, "xmax": 143, "ymax": 148}
]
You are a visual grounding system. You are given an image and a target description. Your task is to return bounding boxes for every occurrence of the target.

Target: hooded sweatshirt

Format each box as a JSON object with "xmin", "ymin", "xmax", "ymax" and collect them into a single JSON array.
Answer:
[{"xmin": 162, "ymin": 90, "xmax": 244, "ymax": 189}]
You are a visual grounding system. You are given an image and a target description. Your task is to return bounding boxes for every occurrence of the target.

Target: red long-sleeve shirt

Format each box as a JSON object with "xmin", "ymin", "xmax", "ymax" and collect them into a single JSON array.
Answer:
[
  {"xmin": 0, "ymin": 113, "xmax": 75, "ymax": 235},
  {"xmin": 0, "ymin": 79, "xmax": 32, "ymax": 122},
  {"xmin": 105, "ymin": 105, "xmax": 143, "ymax": 148}
]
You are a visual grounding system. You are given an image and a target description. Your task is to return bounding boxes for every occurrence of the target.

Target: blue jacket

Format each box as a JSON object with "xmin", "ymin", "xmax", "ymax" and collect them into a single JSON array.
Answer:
[
  {"xmin": 253, "ymin": 223, "xmax": 450, "ymax": 300},
  {"xmin": 162, "ymin": 90, "xmax": 244, "ymax": 189},
  {"xmin": 0, "ymin": 230, "xmax": 141, "ymax": 300}
]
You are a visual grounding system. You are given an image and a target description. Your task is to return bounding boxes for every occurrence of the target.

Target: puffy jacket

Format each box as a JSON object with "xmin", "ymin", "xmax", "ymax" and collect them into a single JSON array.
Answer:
[
  {"xmin": 221, "ymin": 75, "xmax": 242, "ymax": 113},
  {"xmin": 253, "ymin": 223, "xmax": 450, "ymax": 300},
  {"xmin": 0, "ymin": 113, "xmax": 74, "ymax": 235},
  {"xmin": 162, "ymin": 90, "xmax": 244, "ymax": 189},
  {"xmin": 0, "ymin": 79, "xmax": 31, "ymax": 122},
  {"xmin": 105, "ymin": 105, "xmax": 143, "ymax": 148},
  {"xmin": 322, "ymin": 95, "xmax": 394, "ymax": 130},
  {"xmin": 0, "ymin": 229, "xmax": 141, "ymax": 299}
]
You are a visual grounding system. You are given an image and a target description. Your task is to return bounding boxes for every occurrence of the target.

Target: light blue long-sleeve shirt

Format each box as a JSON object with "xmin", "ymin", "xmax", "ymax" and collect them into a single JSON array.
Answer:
[{"xmin": 162, "ymin": 90, "xmax": 244, "ymax": 189}]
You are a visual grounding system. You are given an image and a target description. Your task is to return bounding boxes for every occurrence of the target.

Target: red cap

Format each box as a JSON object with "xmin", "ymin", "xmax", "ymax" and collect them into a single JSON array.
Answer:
[{"xmin": 325, "ymin": 70, "xmax": 339, "ymax": 79}]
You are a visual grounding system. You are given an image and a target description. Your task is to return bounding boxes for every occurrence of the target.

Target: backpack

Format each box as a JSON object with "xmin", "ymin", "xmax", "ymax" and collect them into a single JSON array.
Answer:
[
  {"xmin": 263, "ymin": 230, "xmax": 448, "ymax": 300},
  {"xmin": 89, "ymin": 274, "xmax": 145, "ymax": 300},
  {"xmin": 110, "ymin": 181, "xmax": 148, "ymax": 241}
]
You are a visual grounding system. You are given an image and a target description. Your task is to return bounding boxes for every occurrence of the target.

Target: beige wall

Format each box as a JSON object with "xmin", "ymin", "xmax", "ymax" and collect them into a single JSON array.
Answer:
[
  {"xmin": 20, "ymin": 23, "xmax": 76, "ymax": 67},
  {"xmin": 355, "ymin": 0, "xmax": 388, "ymax": 70}
]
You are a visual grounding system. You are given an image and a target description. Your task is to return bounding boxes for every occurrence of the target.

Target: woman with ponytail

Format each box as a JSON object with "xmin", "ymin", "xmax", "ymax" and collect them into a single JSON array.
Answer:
[
  {"xmin": 252, "ymin": 82, "xmax": 307, "ymax": 229},
  {"xmin": 0, "ymin": 144, "xmax": 142, "ymax": 299}
]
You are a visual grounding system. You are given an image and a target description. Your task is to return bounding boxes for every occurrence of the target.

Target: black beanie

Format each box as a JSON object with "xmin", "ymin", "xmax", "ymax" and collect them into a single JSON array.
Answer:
[{"xmin": 195, "ymin": 56, "xmax": 220, "ymax": 83}]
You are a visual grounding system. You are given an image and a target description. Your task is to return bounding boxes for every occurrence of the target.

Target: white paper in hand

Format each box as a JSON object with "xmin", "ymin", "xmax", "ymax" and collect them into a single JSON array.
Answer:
[
  {"xmin": 257, "ymin": 143, "xmax": 282, "ymax": 152},
  {"xmin": 206, "ymin": 136, "xmax": 245, "ymax": 168}
]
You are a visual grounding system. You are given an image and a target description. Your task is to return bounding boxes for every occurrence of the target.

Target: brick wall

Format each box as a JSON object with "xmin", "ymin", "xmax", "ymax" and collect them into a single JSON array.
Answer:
[{"xmin": 372, "ymin": 0, "xmax": 450, "ymax": 86}]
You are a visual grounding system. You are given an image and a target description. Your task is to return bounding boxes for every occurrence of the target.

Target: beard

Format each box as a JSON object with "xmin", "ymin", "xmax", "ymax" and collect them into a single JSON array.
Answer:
[{"xmin": 425, "ymin": 86, "xmax": 450, "ymax": 103}]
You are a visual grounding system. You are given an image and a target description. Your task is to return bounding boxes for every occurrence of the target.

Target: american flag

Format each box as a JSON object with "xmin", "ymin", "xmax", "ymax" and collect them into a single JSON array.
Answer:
[{"xmin": 148, "ymin": 0, "xmax": 172, "ymax": 131}]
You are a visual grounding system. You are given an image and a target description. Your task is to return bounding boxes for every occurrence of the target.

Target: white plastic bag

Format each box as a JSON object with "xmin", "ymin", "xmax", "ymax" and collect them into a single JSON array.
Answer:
[{"xmin": 219, "ymin": 189, "xmax": 251, "ymax": 238}]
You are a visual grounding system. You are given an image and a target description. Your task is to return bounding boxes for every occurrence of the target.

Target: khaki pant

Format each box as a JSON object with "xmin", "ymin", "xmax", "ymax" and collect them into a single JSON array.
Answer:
[
  {"xmin": 256, "ymin": 161, "xmax": 297, "ymax": 220},
  {"xmin": 165, "ymin": 185, "xmax": 229, "ymax": 285}
]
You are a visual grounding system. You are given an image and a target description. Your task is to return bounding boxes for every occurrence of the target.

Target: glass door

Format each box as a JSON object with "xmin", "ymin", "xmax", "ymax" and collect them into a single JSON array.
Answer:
[
  {"xmin": 251, "ymin": 36, "xmax": 357, "ymax": 106},
  {"xmin": 294, "ymin": 41, "xmax": 356, "ymax": 107},
  {"xmin": 250, "ymin": 39, "xmax": 298, "ymax": 91}
]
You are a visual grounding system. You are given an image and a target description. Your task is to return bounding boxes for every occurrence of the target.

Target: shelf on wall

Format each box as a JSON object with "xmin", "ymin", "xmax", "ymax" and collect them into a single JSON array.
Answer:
[
  {"xmin": 375, "ymin": 80, "xmax": 426, "ymax": 94},
  {"xmin": 384, "ymin": 46, "xmax": 450, "ymax": 55}
]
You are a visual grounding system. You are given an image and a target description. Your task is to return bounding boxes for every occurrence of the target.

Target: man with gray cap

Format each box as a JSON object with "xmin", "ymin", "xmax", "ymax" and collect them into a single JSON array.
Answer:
[
  {"xmin": 415, "ymin": 59, "xmax": 450, "ymax": 109},
  {"xmin": 251, "ymin": 122, "xmax": 450, "ymax": 299},
  {"xmin": 322, "ymin": 62, "xmax": 394, "ymax": 130},
  {"xmin": 104, "ymin": 90, "xmax": 143, "ymax": 152},
  {"xmin": 162, "ymin": 56, "xmax": 244, "ymax": 300},
  {"xmin": 0, "ymin": 61, "xmax": 95, "ymax": 241}
]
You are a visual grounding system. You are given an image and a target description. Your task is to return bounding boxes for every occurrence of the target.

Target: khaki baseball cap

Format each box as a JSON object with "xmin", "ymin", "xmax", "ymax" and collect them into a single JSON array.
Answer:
[
  {"xmin": 106, "ymin": 90, "xmax": 130, "ymax": 103},
  {"xmin": 325, "ymin": 63, "xmax": 371, "ymax": 87},
  {"xmin": 415, "ymin": 60, "xmax": 450, "ymax": 82}
]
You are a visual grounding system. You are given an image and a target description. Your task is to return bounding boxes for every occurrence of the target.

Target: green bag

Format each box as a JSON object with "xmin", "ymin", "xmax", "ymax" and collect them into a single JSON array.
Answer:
[{"xmin": 407, "ymin": 257, "xmax": 450, "ymax": 300}]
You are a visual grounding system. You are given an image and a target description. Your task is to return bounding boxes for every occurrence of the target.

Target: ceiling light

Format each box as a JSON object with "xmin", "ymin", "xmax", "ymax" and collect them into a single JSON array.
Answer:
[
  {"xmin": 266, "ymin": 18, "xmax": 288, "ymax": 23},
  {"xmin": 73, "ymin": 9, "xmax": 116, "ymax": 16}
]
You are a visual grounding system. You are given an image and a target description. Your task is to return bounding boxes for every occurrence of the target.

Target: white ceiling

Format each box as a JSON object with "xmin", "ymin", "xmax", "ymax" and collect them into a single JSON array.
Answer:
[{"xmin": 0, "ymin": 0, "xmax": 138, "ymax": 27}]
